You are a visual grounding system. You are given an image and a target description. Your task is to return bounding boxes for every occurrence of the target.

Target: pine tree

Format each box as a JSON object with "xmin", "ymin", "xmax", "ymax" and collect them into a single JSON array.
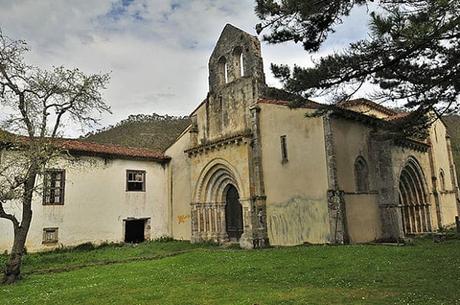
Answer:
[{"xmin": 255, "ymin": 0, "xmax": 460, "ymax": 128}]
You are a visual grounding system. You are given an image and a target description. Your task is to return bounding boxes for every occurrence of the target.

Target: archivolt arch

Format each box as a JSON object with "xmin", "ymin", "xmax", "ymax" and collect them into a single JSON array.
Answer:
[
  {"xmin": 398, "ymin": 156, "xmax": 431, "ymax": 233},
  {"xmin": 193, "ymin": 158, "xmax": 244, "ymax": 203},
  {"xmin": 191, "ymin": 158, "xmax": 246, "ymax": 244}
]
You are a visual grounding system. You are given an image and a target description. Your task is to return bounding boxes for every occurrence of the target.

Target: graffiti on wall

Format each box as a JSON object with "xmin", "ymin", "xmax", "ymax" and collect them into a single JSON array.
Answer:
[{"xmin": 177, "ymin": 215, "xmax": 190, "ymax": 224}]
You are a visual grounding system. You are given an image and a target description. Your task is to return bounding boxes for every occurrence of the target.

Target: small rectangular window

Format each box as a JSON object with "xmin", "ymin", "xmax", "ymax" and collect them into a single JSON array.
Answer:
[
  {"xmin": 42, "ymin": 228, "xmax": 58, "ymax": 244},
  {"xmin": 126, "ymin": 170, "xmax": 146, "ymax": 192},
  {"xmin": 43, "ymin": 169, "xmax": 65, "ymax": 205},
  {"xmin": 280, "ymin": 135, "xmax": 288, "ymax": 163}
]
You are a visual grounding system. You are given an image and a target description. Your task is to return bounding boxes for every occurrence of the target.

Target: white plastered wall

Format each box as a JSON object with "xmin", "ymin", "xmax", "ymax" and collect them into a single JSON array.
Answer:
[
  {"xmin": 0, "ymin": 153, "xmax": 169, "ymax": 253},
  {"xmin": 259, "ymin": 104, "xmax": 331, "ymax": 245}
]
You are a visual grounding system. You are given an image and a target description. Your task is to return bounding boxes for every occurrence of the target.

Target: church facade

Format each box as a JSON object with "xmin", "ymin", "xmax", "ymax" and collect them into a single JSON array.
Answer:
[{"xmin": 1, "ymin": 25, "xmax": 459, "ymax": 252}]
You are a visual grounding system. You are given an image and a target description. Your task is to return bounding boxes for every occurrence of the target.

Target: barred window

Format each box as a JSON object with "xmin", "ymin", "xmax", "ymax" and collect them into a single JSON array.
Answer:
[
  {"xmin": 126, "ymin": 170, "xmax": 146, "ymax": 192},
  {"xmin": 43, "ymin": 169, "xmax": 65, "ymax": 205},
  {"xmin": 42, "ymin": 228, "xmax": 58, "ymax": 244}
]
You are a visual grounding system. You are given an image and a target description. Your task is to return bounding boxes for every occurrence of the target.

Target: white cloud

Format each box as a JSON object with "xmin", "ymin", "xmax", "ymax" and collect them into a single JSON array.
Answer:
[{"xmin": 0, "ymin": 0, "xmax": 371, "ymax": 136}]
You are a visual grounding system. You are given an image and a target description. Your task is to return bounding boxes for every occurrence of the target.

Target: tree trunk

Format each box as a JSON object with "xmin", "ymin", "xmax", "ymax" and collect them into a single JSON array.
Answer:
[
  {"xmin": 2, "ymin": 165, "xmax": 37, "ymax": 285},
  {"xmin": 2, "ymin": 228, "xmax": 28, "ymax": 284}
]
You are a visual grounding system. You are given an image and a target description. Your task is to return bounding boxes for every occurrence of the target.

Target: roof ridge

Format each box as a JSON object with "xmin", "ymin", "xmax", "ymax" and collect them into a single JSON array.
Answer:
[
  {"xmin": 340, "ymin": 98, "xmax": 398, "ymax": 115},
  {"xmin": 1, "ymin": 134, "xmax": 169, "ymax": 161}
]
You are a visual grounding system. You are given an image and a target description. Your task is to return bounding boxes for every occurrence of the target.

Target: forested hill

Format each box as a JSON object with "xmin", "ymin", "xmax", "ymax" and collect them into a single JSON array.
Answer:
[
  {"xmin": 444, "ymin": 115, "xmax": 460, "ymax": 181},
  {"xmin": 82, "ymin": 113, "xmax": 190, "ymax": 152}
]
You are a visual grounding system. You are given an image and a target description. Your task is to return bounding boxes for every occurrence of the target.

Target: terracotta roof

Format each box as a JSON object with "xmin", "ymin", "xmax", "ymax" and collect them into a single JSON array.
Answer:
[
  {"xmin": 56, "ymin": 139, "xmax": 170, "ymax": 162},
  {"xmin": 338, "ymin": 98, "xmax": 398, "ymax": 116},
  {"xmin": 385, "ymin": 111, "xmax": 411, "ymax": 121},
  {"xmin": 257, "ymin": 98, "xmax": 413, "ymax": 124},
  {"xmin": 257, "ymin": 98, "xmax": 323, "ymax": 109},
  {"xmin": 1, "ymin": 136, "xmax": 170, "ymax": 162}
]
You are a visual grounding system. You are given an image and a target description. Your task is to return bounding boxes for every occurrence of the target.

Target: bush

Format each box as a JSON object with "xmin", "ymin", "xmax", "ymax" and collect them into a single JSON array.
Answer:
[
  {"xmin": 154, "ymin": 236, "xmax": 175, "ymax": 243},
  {"xmin": 72, "ymin": 242, "xmax": 96, "ymax": 251}
]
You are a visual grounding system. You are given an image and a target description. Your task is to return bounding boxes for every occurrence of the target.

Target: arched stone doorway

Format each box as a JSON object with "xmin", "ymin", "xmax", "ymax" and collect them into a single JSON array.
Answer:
[
  {"xmin": 398, "ymin": 157, "xmax": 432, "ymax": 234},
  {"xmin": 225, "ymin": 185, "xmax": 243, "ymax": 241},
  {"xmin": 191, "ymin": 160, "xmax": 246, "ymax": 244}
]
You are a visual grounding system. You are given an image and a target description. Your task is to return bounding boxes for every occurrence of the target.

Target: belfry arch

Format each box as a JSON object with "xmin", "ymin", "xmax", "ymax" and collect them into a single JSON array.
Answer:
[
  {"xmin": 191, "ymin": 159, "xmax": 246, "ymax": 243},
  {"xmin": 398, "ymin": 157, "xmax": 432, "ymax": 234}
]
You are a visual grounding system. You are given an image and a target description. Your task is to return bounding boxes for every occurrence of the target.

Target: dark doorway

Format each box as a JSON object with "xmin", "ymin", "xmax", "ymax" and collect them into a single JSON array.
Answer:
[
  {"xmin": 225, "ymin": 185, "xmax": 243, "ymax": 241},
  {"xmin": 125, "ymin": 219, "xmax": 146, "ymax": 243}
]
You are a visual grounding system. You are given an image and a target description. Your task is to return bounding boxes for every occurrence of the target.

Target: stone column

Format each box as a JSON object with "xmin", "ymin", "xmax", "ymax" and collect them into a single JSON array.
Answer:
[
  {"xmin": 244, "ymin": 104, "xmax": 269, "ymax": 248},
  {"xmin": 446, "ymin": 136, "xmax": 460, "ymax": 215},
  {"xmin": 217, "ymin": 202, "xmax": 228, "ymax": 242},
  {"xmin": 369, "ymin": 132, "xmax": 404, "ymax": 241},
  {"xmin": 239, "ymin": 198, "xmax": 255, "ymax": 249},
  {"xmin": 197, "ymin": 203, "xmax": 206, "ymax": 241},
  {"xmin": 190, "ymin": 203, "xmax": 200, "ymax": 243},
  {"xmin": 210, "ymin": 203, "xmax": 218, "ymax": 241},
  {"xmin": 427, "ymin": 139, "xmax": 443, "ymax": 230},
  {"xmin": 323, "ymin": 114, "xmax": 348, "ymax": 244}
]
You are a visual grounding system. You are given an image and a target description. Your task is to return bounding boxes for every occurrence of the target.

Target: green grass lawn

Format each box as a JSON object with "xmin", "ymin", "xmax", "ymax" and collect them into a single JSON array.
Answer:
[{"xmin": 1, "ymin": 239, "xmax": 459, "ymax": 305}]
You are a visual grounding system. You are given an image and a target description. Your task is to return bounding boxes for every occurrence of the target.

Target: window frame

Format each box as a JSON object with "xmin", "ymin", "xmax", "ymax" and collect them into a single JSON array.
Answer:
[
  {"xmin": 439, "ymin": 169, "xmax": 446, "ymax": 191},
  {"xmin": 354, "ymin": 156, "xmax": 370, "ymax": 193},
  {"xmin": 42, "ymin": 227, "xmax": 59, "ymax": 244},
  {"xmin": 280, "ymin": 135, "xmax": 288, "ymax": 163},
  {"xmin": 126, "ymin": 170, "xmax": 146, "ymax": 192},
  {"xmin": 43, "ymin": 169, "xmax": 65, "ymax": 206}
]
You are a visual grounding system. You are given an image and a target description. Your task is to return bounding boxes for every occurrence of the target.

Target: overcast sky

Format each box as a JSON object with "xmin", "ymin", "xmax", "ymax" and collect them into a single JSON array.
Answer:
[{"xmin": 0, "ymin": 0, "xmax": 371, "ymax": 135}]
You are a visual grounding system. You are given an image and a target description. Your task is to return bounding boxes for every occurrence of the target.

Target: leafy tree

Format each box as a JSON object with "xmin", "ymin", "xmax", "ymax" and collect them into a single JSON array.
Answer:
[
  {"xmin": 255, "ymin": 0, "xmax": 460, "ymax": 128},
  {"xmin": 0, "ymin": 30, "xmax": 110, "ymax": 284}
]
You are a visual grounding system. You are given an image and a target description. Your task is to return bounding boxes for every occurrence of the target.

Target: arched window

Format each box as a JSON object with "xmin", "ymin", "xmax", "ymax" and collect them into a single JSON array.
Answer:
[
  {"xmin": 439, "ymin": 169, "xmax": 446, "ymax": 191},
  {"xmin": 232, "ymin": 47, "xmax": 244, "ymax": 79},
  {"xmin": 355, "ymin": 156, "xmax": 369, "ymax": 193},
  {"xmin": 218, "ymin": 56, "xmax": 228, "ymax": 84}
]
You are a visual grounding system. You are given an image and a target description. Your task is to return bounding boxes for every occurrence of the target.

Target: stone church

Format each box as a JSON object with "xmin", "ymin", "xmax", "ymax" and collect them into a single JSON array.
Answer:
[{"xmin": 0, "ymin": 24, "xmax": 459, "ymax": 251}]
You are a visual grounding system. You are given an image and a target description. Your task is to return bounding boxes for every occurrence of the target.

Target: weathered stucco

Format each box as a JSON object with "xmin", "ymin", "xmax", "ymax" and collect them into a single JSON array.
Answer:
[
  {"xmin": 0, "ymin": 153, "xmax": 169, "ymax": 252},
  {"xmin": 429, "ymin": 119, "xmax": 459, "ymax": 227},
  {"xmin": 165, "ymin": 127, "xmax": 192, "ymax": 241},
  {"xmin": 267, "ymin": 197, "xmax": 330, "ymax": 245},
  {"xmin": 259, "ymin": 104, "xmax": 331, "ymax": 245},
  {"xmin": 330, "ymin": 117, "xmax": 383, "ymax": 243},
  {"xmin": 345, "ymin": 194, "xmax": 382, "ymax": 242}
]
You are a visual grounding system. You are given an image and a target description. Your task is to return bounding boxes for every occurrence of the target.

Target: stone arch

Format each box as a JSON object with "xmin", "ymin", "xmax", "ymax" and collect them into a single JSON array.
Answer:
[
  {"xmin": 232, "ymin": 46, "xmax": 244, "ymax": 79},
  {"xmin": 217, "ymin": 56, "xmax": 228, "ymax": 85},
  {"xmin": 194, "ymin": 158, "xmax": 244, "ymax": 203},
  {"xmin": 398, "ymin": 156, "xmax": 432, "ymax": 234},
  {"xmin": 439, "ymin": 169, "xmax": 446, "ymax": 191},
  {"xmin": 354, "ymin": 156, "xmax": 369, "ymax": 192},
  {"xmin": 191, "ymin": 159, "xmax": 247, "ymax": 244}
]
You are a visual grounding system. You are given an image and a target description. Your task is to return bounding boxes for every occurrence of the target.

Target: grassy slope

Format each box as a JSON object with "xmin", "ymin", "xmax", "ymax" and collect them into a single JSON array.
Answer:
[
  {"xmin": 0, "ymin": 241, "xmax": 207, "ymax": 275},
  {"xmin": 83, "ymin": 114, "xmax": 190, "ymax": 152},
  {"xmin": 444, "ymin": 115, "xmax": 460, "ymax": 181},
  {"xmin": 1, "ymin": 240, "xmax": 459, "ymax": 305}
]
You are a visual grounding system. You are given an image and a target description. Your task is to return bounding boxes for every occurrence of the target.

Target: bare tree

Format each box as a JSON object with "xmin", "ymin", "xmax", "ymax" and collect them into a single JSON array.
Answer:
[{"xmin": 0, "ymin": 29, "xmax": 110, "ymax": 284}]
